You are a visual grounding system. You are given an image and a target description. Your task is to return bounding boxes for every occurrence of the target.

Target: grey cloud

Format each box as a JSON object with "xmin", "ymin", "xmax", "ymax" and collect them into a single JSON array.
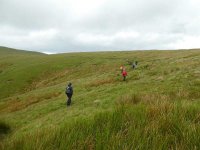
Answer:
[
  {"xmin": 0, "ymin": 0, "xmax": 69, "ymax": 30},
  {"xmin": 0, "ymin": 0, "xmax": 200, "ymax": 53}
]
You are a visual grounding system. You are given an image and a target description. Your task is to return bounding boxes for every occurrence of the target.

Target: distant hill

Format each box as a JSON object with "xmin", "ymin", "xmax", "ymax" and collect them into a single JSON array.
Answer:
[
  {"xmin": 0, "ymin": 46, "xmax": 47, "ymax": 99},
  {"xmin": 0, "ymin": 46, "xmax": 45, "ymax": 55}
]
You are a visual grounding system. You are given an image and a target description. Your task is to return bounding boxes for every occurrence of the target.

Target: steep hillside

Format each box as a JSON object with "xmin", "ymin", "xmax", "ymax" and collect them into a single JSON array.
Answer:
[
  {"xmin": 0, "ymin": 47, "xmax": 46, "ymax": 99},
  {"xmin": 0, "ymin": 48, "xmax": 200, "ymax": 149},
  {"xmin": 0, "ymin": 46, "xmax": 44, "ymax": 55}
]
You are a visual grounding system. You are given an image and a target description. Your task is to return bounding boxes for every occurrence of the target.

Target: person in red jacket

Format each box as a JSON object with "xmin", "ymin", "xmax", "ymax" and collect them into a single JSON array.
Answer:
[{"xmin": 122, "ymin": 69, "xmax": 127, "ymax": 81}]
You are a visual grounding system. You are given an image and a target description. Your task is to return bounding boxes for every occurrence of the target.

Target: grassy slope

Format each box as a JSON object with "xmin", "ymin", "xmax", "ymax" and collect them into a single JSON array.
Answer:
[
  {"xmin": 0, "ymin": 48, "xmax": 200, "ymax": 149},
  {"xmin": 0, "ymin": 46, "xmax": 46, "ymax": 99}
]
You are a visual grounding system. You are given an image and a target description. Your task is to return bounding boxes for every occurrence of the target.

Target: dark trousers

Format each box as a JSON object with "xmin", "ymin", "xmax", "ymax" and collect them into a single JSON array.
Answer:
[
  {"xmin": 66, "ymin": 93, "xmax": 72, "ymax": 106},
  {"xmin": 123, "ymin": 76, "xmax": 126, "ymax": 81}
]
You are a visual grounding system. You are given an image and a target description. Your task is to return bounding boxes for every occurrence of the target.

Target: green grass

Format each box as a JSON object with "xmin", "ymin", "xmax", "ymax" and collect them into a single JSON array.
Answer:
[{"xmin": 0, "ymin": 47, "xmax": 200, "ymax": 149}]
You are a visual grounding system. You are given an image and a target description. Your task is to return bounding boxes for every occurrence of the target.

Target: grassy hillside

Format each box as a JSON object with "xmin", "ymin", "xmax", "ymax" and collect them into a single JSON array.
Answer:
[
  {"xmin": 0, "ymin": 46, "xmax": 44, "ymax": 56},
  {"xmin": 0, "ymin": 48, "xmax": 200, "ymax": 149}
]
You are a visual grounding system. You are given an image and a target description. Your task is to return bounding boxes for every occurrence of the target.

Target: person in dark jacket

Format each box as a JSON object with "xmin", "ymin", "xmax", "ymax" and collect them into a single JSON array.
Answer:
[{"xmin": 65, "ymin": 82, "xmax": 73, "ymax": 106}]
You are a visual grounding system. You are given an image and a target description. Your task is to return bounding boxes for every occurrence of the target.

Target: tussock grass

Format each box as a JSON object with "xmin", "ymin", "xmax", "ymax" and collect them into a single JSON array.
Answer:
[
  {"xmin": 0, "ymin": 48, "xmax": 200, "ymax": 149},
  {"xmin": 1, "ymin": 92, "xmax": 62, "ymax": 113},
  {"xmin": 87, "ymin": 78, "xmax": 116, "ymax": 87},
  {"xmin": 116, "ymin": 94, "xmax": 141, "ymax": 105},
  {"xmin": 2, "ymin": 101, "xmax": 200, "ymax": 150}
]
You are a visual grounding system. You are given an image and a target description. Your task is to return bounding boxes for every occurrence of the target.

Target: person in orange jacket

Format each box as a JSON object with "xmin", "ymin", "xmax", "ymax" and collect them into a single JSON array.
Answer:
[
  {"xmin": 122, "ymin": 69, "xmax": 127, "ymax": 81},
  {"xmin": 120, "ymin": 65, "xmax": 123, "ymax": 73}
]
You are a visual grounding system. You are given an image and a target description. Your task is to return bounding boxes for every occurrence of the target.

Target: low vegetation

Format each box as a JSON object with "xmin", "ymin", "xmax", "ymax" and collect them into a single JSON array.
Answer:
[{"xmin": 0, "ymin": 47, "xmax": 200, "ymax": 149}]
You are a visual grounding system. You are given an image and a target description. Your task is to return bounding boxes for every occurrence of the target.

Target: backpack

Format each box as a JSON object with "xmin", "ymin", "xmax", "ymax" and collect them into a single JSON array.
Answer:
[{"xmin": 66, "ymin": 86, "xmax": 72, "ymax": 94}]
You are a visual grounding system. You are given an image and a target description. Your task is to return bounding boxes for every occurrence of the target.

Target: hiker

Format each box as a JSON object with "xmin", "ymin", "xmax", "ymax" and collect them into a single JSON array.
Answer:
[
  {"xmin": 120, "ymin": 65, "xmax": 124, "ymax": 73},
  {"xmin": 132, "ymin": 61, "xmax": 138, "ymax": 69},
  {"xmin": 65, "ymin": 82, "xmax": 73, "ymax": 106},
  {"xmin": 122, "ymin": 69, "xmax": 127, "ymax": 81}
]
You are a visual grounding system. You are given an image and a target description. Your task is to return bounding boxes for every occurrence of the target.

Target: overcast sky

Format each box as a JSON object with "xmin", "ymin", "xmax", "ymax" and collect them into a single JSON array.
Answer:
[{"xmin": 0, "ymin": 0, "xmax": 200, "ymax": 53}]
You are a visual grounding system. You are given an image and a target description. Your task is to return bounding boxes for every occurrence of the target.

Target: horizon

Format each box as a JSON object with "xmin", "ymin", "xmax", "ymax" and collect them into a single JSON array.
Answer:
[{"xmin": 1, "ymin": 45, "xmax": 199, "ymax": 55}]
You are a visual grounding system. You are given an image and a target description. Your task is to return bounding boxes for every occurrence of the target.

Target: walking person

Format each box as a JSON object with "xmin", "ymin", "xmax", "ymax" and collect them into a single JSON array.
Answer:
[
  {"xmin": 122, "ymin": 69, "xmax": 127, "ymax": 81},
  {"xmin": 132, "ymin": 61, "xmax": 138, "ymax": 69},
  {"xmin": 120, "ymin": 65, "xmax": 124, "ymax": 73},
  {"xmin": 65, "ymin": 82, "xmax": 73, "ymax": 106}
]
